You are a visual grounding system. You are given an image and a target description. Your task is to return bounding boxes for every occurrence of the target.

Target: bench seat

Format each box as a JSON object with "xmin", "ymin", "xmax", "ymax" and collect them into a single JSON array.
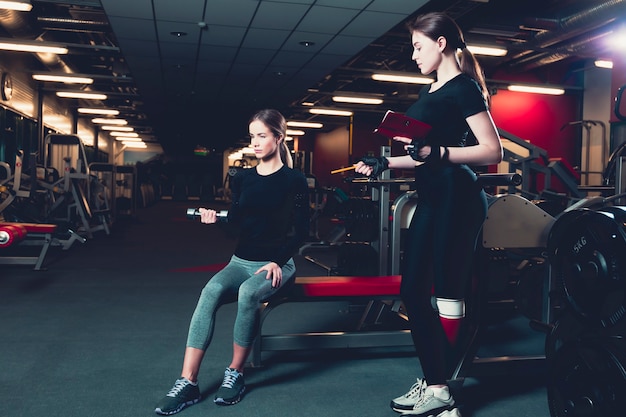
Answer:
[{"xmin": 250, "ymin": 275, "xmax": 412, "ymax": 366}]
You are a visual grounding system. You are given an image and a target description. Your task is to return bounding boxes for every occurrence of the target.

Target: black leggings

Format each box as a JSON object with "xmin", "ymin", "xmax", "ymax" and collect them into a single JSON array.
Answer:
[{"xmin": 401, "ymin": 165, "xmax": 487, "ymax": 385}]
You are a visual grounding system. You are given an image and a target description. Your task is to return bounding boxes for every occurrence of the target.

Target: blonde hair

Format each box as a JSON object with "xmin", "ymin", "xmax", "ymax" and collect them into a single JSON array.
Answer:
[{"xmin": 249, "ymin": 109, "xmax": 293, "ymax": 168}]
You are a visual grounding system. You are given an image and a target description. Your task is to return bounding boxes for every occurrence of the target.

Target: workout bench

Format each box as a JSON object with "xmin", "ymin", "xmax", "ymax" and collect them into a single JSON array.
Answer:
[
  {"xmin": 0, "ymin": 222, "xmax": 85, "ymax": 270},
  {"xmin": 249, "ymin": 274, "xmax": 412, "ymax": 367}
]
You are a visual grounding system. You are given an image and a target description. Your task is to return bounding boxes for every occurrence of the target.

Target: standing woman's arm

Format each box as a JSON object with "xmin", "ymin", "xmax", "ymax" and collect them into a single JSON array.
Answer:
[{"xmin": 443, "ymin": 111, "xmax": 503, "ymax": 166}]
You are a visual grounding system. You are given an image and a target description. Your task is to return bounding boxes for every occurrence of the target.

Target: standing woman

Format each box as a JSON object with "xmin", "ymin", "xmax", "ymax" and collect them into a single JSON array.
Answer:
[
  {"xmin": 355, "ymin": 12, "xmax": 502, "ymax": 417},
  {"xmin": 155, "ymin": 109, "xmax": 309, "ymax": 415}
]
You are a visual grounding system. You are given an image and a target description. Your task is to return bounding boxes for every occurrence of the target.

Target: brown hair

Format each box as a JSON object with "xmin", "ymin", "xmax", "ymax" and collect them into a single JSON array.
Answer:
[
  {"xmin": 249, "ymin": 109, "xmax": 293, "ymax": 168},
  {"xmin": 407, "ymin": 12, "xmax": 489, "ymax": 103}
]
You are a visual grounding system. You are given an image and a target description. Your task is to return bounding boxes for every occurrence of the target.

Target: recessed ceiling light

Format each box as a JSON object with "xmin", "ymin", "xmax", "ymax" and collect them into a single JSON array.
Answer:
[
  {"xmin": 0, "ymin": 1, "xmax": 33, "ymax": 12},
  {"xmin": 507, "ymin": 85, "xmax": 565, "ymax": 95},
  {"xmin": 77, "ymin": 108, "xmax": 119, "ymax": 115},
  {"xmin": 299, "ymin": 41, "xmax": 315, "ymax": 47},
  {"xmin": 33, "ymin": 74, "xmax": 94, "ymax": 84},
  {"xmin": 57, "ymin": 91, "xmax": 107, "ymax": 100},
  {"xmin": 333, "ymin": 96, "xmax": 383, "ymax": 105},
  {"xmin": 287, "ymin": 121, "xmax": 323, "ymax": 128},
  {"xmin": 309, "ymin": 108, "xmax": 353, "ymax": 117},
  {"xmin": 170, "ymin": 31, "xmax": 187, "ymax": 37}
]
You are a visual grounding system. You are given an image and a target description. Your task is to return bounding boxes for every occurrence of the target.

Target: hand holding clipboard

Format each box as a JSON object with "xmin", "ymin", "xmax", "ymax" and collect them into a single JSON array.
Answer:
[{"xmin": 374, "ymin": 110, "xmax": 432, "ymax": 140}]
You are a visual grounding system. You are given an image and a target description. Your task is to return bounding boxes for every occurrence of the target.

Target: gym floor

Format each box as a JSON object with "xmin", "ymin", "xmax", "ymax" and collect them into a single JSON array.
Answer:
[{"xmin": 0, "ymin": 201, "xmax": 550, "ymax": 417}]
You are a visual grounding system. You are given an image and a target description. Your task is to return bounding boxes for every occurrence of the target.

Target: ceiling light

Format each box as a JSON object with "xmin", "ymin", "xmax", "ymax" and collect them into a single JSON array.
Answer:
[
  {"xmin": 91, "ymin": 118, "xmax": 127, "ymax": 125},
  {"xmin": 77, "ymin": 108, "xmax": 119, "ymax": 115},
  {"xmin": 507, "ymin": 85, "xmax": 565, "ymax": 95},
  {"xmin": 332, "ymin": 96, "xmax": 383, "ymax": 105},
  {"xmin": 309, "ymin": 108, "xmax": 353, "ymax": 116},
  {"xmin": 287, "ymin": 121, "xmax": 323, "ymax": 128},
  {"xmin": 170, "ymin": 31, "xmax": 187, "ymax": 37},
  {"xmin": 115, "ymin": 137, "xmax": 142, "ymax": 141},
  {"xmin": 122, "ymin": 141, "xmax": 147, "ymax": 148},
  {"xmin": 100, "ymin": 125, "xmax": 133, "ymax": 131},
  {"xmin": 56, "ymin": 91, "xmax": 107, "ymax": 100},
  {"xmin": 33, "ymin": 74, "xmax": 93, "ymax": 84},
  {"xmin": 0, "ymin": 1, "xmax": 32, "ymax": 12},
  {"xmin": 372, "ymin": 73, "xmax": 433, "ymax": 84},
  {"xmin": 594, "ymin": 59, "xmax": 613, "ymax": 69},
  {"xmin": 286, "ymin": 129, "xmax": 305, "ymax": 136},
  {"xmin": 0, "ymin": 40, "xmax": 68, "ymax": 54},
  {"xmin": 301, "ymin": 102, "xmax": 315, "ymax": 106},
  {"xmin": 467, "ymin": 45, "xmax": 507, "ymax": 57},
  {"xmin": 109, "ymin": 131, "xmax": 138, "ymax": 137}
]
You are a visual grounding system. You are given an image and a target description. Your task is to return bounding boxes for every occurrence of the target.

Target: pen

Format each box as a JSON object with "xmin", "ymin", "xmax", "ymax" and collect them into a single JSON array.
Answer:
[{"xmin": 330, "ymin": 165, "xmax": 356, "ymax": 174}]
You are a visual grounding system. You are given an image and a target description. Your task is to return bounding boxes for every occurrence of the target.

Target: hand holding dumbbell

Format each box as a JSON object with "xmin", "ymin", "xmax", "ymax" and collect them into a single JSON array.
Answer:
[{"xmin": 186, "ymin": 208, "xmax": 228, "ymax": 223}]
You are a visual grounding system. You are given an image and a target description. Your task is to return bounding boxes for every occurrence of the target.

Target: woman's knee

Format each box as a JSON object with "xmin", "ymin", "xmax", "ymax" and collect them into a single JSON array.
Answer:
[{"xmin": 199, "ymin": 281, "xmax": 228, "ymax": 304}]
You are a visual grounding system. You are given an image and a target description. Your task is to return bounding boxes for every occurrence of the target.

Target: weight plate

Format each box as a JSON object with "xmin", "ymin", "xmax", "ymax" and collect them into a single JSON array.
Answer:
[
  {"xmin": 547, "ymin": 337, "xmax": 626, "ymax": 417},
  {"xmin": 549, "ymin": 210, "xmax": 626, "ymax": 328}
]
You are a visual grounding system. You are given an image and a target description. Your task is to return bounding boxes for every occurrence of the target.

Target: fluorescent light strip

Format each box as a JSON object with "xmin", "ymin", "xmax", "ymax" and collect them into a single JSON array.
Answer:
[
  {"xmin": 332, "ymin": 96, "xmax": 383, "ymax": 105},
  {"xmin": 286, "ymin": 129, "xmax": 305, "ymax": 136},
  {"xmin": 78, "ymin": 108, "xmax": 119, "ymax": 115},
  {"xmin": 0, "ymin": 1, "xmax": 33, "ymax": 12},
  {"xmin": 507, "ymin": 85, "xmax": 565, "ymax": 95},
  {"xmin": 109, "ymin": 132, "xmax": 139, "ymax": 137},
  {"xmin": 100, "ymin": 125, "xmax": 133, "ymax": 131},
  {"xmin": 33, "ymin": 74, "xmax": 93, "ymax": 84},
  {"xmin": 122, "ymin": 142, "xmax": 147, "ymax": 148},
  {"xmin": 467, "ymin": 45, "xmax": 507, "ymax": 57},
  {"xmin": 287, "ymin": 121, "xmax": 323, "ymax": 128},
  {"xmin": 91, "ymin": 118, "xmax": 127, "ymax": 125},
  {"xmin": 309, "ymin": 108, "xmax": 353, "ymax": 117},
  {"xmin": 594, "ymin": 59, "xmax": 613, "ymax": 69},
  {"xmin": 0, "ymin": 41, "xmax": 67, "ymax": 54},
  {"xmin": 372, "ymin": 73, "xmax": 433, "ymax": 84},
  {"xmin": 57, "ymin": 91, "xmax": 107, "ymax": 100}
]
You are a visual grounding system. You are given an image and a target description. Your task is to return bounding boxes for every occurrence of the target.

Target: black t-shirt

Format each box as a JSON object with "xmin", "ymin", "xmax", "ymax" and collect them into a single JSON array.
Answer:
[
  {"xmin": 228, "ymin": 165, "xmax": 309, "ymax": 266},
  {"xmin": 405, "ymin": 73, "xmax": 487, "ymax": 147}
]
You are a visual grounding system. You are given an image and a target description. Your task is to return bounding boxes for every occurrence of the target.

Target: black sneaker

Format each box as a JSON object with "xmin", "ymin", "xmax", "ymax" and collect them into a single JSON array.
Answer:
[
  {"xmin": 154, "ymin": 377, "xmax": 200, "ymax": 415},
  {"xmin": 213, "ymin": 368, "xmax": 246, "ymax": 405}
]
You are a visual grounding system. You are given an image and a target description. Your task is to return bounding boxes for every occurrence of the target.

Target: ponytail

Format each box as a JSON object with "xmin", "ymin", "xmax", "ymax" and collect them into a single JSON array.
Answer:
[
  {"xmin": 458, "ymin": 48, "xmax": 490, "ymax": 105},
  {"xmin": 280, "ymin": 141, "xmax": 293, "ymax": 168}
]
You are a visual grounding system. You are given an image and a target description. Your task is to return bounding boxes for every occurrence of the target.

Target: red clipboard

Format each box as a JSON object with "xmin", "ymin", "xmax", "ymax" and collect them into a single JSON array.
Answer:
[{"xmin": 374, "ymin": 110, "xmax": 432, "ymax": 139}]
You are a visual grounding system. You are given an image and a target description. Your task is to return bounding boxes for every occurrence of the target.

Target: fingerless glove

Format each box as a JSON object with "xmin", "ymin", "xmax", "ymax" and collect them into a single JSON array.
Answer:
[{"xmin": 358, "ymin": 156, "xmax": 389, "ymax": 177}]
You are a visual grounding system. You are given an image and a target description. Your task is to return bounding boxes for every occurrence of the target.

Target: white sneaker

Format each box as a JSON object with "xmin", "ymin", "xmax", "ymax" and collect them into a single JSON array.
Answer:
[
  {"xmin": 400, "ymin": 385, "xmax": 455, "ymax": 416},
  {"xmin": 390, "ymin": 378, "xmax": 426, "ymax": 412}
]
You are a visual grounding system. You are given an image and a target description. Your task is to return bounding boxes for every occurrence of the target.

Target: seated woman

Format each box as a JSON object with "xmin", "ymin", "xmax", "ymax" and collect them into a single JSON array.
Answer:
[{"xmin": 155, "ymin": 108, "xmax": 309, "ymax": 415}]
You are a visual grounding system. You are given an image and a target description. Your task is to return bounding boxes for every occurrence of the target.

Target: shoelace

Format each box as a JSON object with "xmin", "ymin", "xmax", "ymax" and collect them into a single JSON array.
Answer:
[
  {"xmin": 412, "ymin": 384, "xmax": 435, "ymax": 408},
  {"xmin": 221, "ymin": 370, "xmax": 240, "ymax": 388},
  {"xmin": 166, "ymin": 379, "xmax": 190, "ymax": 398},
  {"xmin": 403, "ymin": 379, "xmax": 425, "ymax": 399}
]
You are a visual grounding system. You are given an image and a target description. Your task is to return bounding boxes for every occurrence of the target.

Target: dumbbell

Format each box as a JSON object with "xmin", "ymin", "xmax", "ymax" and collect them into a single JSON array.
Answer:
[{"xmin": 186, "ymin": 208, "xmax": 228, "ymax": 221}]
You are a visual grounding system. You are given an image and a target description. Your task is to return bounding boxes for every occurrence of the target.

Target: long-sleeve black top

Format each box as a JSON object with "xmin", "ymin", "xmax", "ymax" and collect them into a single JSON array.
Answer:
[{"xmin": 227, "ymin": 165, "xmax": 309, "ymax": 267}]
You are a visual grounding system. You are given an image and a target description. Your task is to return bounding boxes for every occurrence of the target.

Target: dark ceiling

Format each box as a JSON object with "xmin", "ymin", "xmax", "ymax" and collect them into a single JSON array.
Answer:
[{"xmin": 1, "ymin": 0, "xmax": 625, "ymax": 155}]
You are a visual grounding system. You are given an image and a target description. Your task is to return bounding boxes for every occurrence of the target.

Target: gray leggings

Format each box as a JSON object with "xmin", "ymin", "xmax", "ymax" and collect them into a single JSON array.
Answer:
[{"xmin": 186, "ymin": 255, "xmax": 296, "ymax": 350}]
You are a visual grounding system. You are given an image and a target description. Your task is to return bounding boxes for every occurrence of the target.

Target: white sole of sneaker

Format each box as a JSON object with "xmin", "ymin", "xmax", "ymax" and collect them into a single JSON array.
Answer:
[
  {"xmin": 154, "ymin": 398, "xmax": 200, "ymax": 415},
  {"xmin": 213, "ymin": 386, "xmax": 246, "ymax": 406}
]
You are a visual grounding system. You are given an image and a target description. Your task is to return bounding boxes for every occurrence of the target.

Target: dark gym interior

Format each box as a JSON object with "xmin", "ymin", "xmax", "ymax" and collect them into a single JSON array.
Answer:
[{"xmin": 2, "ymin": 1, "xmax": 626, "ymax": 417}]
